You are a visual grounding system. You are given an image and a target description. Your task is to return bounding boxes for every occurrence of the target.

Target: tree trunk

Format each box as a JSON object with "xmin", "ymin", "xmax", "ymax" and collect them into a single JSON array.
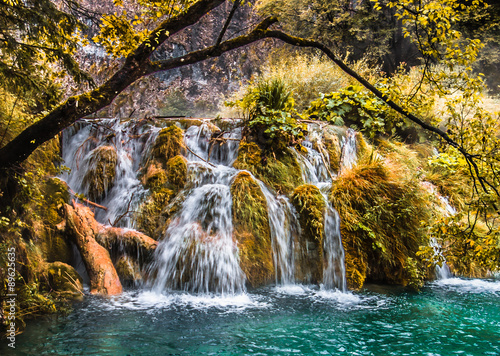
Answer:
[{"xmin": 65, "ymin": 202, "xmax": 123, "ymax": 296}]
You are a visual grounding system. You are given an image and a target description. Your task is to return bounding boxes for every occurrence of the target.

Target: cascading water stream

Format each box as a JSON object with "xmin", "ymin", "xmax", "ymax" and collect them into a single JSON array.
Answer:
[
  {"xmin": 292, "ymin": 124, "xmax": 352, "ymax": 291},
  {"xmin": 257, "ymin": 182, "xmax": 299, "ymax": 285},
  {"xmin": 339, "ymin": 128, "xmax": 357, "ymax": 173},
  {"xmin": 60, "ymin": 119, "xmax": 356, "ymax": 294},
  {"xmin": 422, "ymin": 181, "xmax": 455, "ymax": 280},
  {"xmin": 149, "ymin": 123, "xmax": 246, "ymax": 294},
  {"xmin": 60, "ymin": 119, "xmax": 151, "ymax": 228}
]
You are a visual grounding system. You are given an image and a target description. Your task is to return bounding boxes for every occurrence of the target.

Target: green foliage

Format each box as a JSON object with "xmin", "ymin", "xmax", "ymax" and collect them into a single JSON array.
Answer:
[
  {"xmin": 256, "ymin": 0, "xmax": 395, "ymax": 65},
  {"xmin": 227, "ymin": 78, "xmax": 306, "ymax": 150},
  {"xmin": 307, "ymin": 84, "xmax": 390, "ymax": 137},
  {"xmin": 93, "ymin": 0, "xmax": 196, "ymax": 58},
  {"xmin": 306, "ymin": 64, "xmax": 437, "ymax": 141},
  {"xmin": 0, "ymin": 0, "xmax": 91, "ymax": 110}
]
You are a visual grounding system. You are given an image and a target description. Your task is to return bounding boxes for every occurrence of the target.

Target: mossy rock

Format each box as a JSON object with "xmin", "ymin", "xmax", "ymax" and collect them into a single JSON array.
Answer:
[
  {"xmin": 43, "ymin": 177, "xmax": 70, "ymax": 226},
  {"xmin": 355, "ymin": 132, "xmax": 372, "ymax": 161},
  {"xmin": 136, "ymin": 188, "xmax": 174, "ymax": 238},
  {"xmin": 291, "ymin": 184, "xmax": 325, "ymax": 284},
  {"xmin": 152, "ymin": 126, "xmax": 184, "ymax": 165},
  {"xmin": 82, "ymin": 145, "xmax": 117, "ymax": 201},
  {"xmin": 44, "ymin": 230, "xmax": 72, "ymax": 264},
  {"xmin": 36, "ymin": 178, "xmax": 73, "ymax": 263},
  {"xmin": 342, "ymin": 237, "xmax": 367, "ymax": 291},
  {"xmin": 330, "ymin": 159, "xmax": 430, "ymax": 287},
  {"xmin": 322, "ymin": 132, "xmax": 341, "ymax": 173},
  {"xmin": 166, "ymin": 155, "xmax": 188, "ymax": 191},
  {"xmin": 143, "ymin": 164, "xmax": 168, "ymax": 191},
  {"xmin": 45, "ymin": 262, "xmax": 83, "ymax": 299},
  {"xmin": 234, "ymin": 141, "xmax": 303, "ymax": 195},
  {"xmin": 231, "ymin": 171, "xmax": 273, "ymax": 287},
  {"xmin": 115, "ymin": 255, "xmax": 142, "ymax": 286}
]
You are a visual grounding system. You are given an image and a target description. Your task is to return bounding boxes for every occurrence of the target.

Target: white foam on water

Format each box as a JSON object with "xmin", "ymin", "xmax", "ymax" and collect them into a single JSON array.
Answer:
[
  {"xmin": 433, "ymin": 278, "xmax": 500, "ymax": 293},
  {"xmin": 275, "ymin": 284, "xmax": 312, "ymax": 295},
  {"xmin": 313, "ymin": 288, "xmax": 363, "ymax": 305},
  {"xmin": 104, "ymin": 290, "xmax": 269, "ymax": 311}
]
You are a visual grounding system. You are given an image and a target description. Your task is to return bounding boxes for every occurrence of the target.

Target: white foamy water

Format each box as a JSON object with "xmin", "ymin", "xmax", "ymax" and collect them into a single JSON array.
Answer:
[
  {"xmin": 293, "ymin": 126, "xmax": 349, "ymax": 292},
  {"xmin": 434, "ymin": 278, "xmax": 500, "ymax": 293},
  {"xmin": 103, "ymin": 290, "xmax": 270, "ymax": 311}
]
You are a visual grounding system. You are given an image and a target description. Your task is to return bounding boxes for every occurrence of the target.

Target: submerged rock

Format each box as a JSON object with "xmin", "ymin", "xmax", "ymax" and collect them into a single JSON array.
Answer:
[{"xmin": 115, "ymin": 255, "xmax": 143, "ymax": 286}]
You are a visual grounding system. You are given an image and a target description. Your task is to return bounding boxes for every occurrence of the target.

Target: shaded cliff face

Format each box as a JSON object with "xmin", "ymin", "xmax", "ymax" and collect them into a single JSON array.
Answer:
[{"xmin": 73, "ymin": 1, "xmax": 271, "ymax": 118}]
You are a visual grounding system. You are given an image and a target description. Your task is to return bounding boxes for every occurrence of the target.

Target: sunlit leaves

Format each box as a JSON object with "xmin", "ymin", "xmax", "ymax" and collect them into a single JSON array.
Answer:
[{"xmin": 93, "ymin": 0, "xmax": 196, "ymax": 58}]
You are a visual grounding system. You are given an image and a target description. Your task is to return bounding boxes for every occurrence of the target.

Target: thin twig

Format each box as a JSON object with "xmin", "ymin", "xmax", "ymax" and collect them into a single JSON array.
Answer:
[
  {"xmin": 68, "ymin": 187, "xmax": 107, "ymax": 210},
  {"xmin": 112, "ymin": 194, "xmax": 134, "ymax": 226},
  {"xmin": 186, "ymin": 145, "xmax": 216, "ymax": 167}
]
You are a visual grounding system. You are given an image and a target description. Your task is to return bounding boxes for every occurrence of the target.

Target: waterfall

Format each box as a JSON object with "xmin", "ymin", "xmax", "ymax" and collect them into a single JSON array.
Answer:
[
  {"xmin": 421, "ymin": 181, "xmax": 455, "ymax": 280},
  {"xmin": 60, "ymin": 119, "xmax": 351, "ymax": 294},
  {"xmin": 149, "ymin": 123, "xmax": 246, "ymax": 294},
  {"xmin": 339, "ymin": 128, "xmax": 357, "ymax": 173},
  {"xmin": 258, "ymin": 182, "xmax": 299, "ymax": 285},
  {"xmin": 60, "ymin": 119, "xmax": 151, "ymax": 228},
  {"xmin": 292, "ymin": 124, "xmax": 348, "ymax": 291}
]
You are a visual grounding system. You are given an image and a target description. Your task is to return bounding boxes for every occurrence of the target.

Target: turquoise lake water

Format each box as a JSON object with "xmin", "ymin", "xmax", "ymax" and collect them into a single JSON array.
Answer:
[{"xmin": 2, "ymin": 278, "xmax": 499, "ymax": 355}]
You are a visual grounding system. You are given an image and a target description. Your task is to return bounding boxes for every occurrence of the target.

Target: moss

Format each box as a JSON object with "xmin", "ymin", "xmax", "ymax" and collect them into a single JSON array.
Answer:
[
  {"xmin": 45, "ymin": 262, "xmax": 83, "ymax": 299},
  {"xmin": 43, "ymin": 178, "xmax": 70, "ymax": 225},
  {"xmin": 330, "ymin": 157, "xmax": 431, "ymax": 288},
  {"xmin": 152, "ymin": 125, "xmax": 185, "ymax": 165},
  {"xmin": 291, "ymin": 184, "xmax": 326, "ymax": 284},
  {"xmin": 166, "ymin": 155, "xmax": 188, "ymax": 191},
  {"xmin": 136, "ymin": 188, "xmax": 174, "ymax": 238},
  {"xmin": 234, "ymin": 141, "xmax": 304, "ymax": 195},
  {"xmin": 346, "ymin": 259, "xmax": 366, "ymax": 290},
  {"xmin": 322, "ymin": 132, "xmax": 341, "ymax": 173},
  {"xmin": 82, "ymin": 145, "xmax": 117, "ymax": 201},
  {"xmin": 355, "ymin": 132, "xmax": 372, "ymax": 162},
  {"xmin": 231, "ymin": 171, "xmax": 273, "ymax": 287},
  {"xmin": 177, "ymin": 119, "xmax": 203, "ymax": 128},
  {"xmin": 37, "ymin": 178, "xmax": 72, "ymax": 263},
  {"xmin": 143, "ymin": 164, "xmax": 168, "ymax": 191}
]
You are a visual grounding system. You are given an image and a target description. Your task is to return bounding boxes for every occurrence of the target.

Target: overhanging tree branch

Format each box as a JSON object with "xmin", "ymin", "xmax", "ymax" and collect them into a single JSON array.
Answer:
[{"xmin": 0, "ymin": 0, "xmax": 497, "ymax": 204}]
